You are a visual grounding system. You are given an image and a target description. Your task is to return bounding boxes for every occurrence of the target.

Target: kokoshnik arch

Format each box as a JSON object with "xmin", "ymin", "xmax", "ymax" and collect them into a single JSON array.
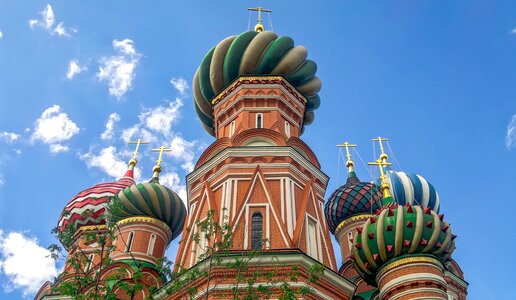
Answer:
[{"xmin": 35, "ymin": 8, "xmax": 468, "ymax": 300}]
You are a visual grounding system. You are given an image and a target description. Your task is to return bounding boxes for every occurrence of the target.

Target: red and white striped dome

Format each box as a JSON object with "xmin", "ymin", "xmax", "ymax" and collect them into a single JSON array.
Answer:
[{"xmin": 57, "ymin": 169, "xmax": 135, "ymax": 235}]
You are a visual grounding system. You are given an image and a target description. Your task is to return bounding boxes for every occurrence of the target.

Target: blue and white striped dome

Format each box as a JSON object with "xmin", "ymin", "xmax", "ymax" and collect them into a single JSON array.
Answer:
[{"xmin": 384, "ymin": 170, "xmax": 440, "ymax": 212}]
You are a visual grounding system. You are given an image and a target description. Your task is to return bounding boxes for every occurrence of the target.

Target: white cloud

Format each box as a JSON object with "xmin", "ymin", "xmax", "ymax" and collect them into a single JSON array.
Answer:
[
  {"xmin": 118, "ymin": 99, "xmax": 196, "ymax": 173},
  {"xmin": 97, "ymin": 39, "xmax": 141, "ymax": 99},
  {"xmin": 0, "ymin": 173, "xmax": 4, "ymax": 187},
  {"xmin": 29, "ymin": 4, "xmax": 74, "ymax": 37},
  {"xmin": 141, "ymin": 98, "xmax": 183, "ymax": 136},
  {"xmin": 506, "ymin": 114, "xmax": 516, "ymax": 149},
  {"xmin": 49, "ymin": 144, "xmax": 69, "ymax": 153},
  {"xmin": 121, "ymin": 125, "xmax": 156, "ymax": 144},
  {"xmin": 170, "ymin": 77, "xmax": 189, "ymax": 95},
  {"xmin": 31, "ymin": 105, "xmax": 80, "ymax": 152},
  {"xmin": 0, "ymin": 132, "xmax": 20, "ymax": 144},
  {"xmin": 0, "ymin": 31, "xmax": 3, "ymax": 39},
  {"xmin": 80, "ymin": 146, "xmax": 139, "ymax": 180},
  {"xmin": 0, "ymin": 230, "xmax": 57, "ymax": 297},
  {"xmin": 511, "ymin": 28, "xmax": 516, "ymax": 35},
  {"xmin": 100, "ymin": 113, "xmax": 121, "ymax": 141},
  {"xmin": 169, "ymin": 135, "xmax": 195, "ymax": 172},
  {"xmin": 160, "ymin": 172, "xmax": 187, "ymax": 206},
  {"xmin": 66, "ymin": 60, "xmax": 87, "ymax": 80}
]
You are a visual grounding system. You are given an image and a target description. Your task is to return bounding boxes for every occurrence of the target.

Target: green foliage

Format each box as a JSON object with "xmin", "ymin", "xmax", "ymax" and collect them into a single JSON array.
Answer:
[
  {"xmin": 47, "ymin": 197, "xmax": 148, "ymax": 300},
  {"xmin": 165, "ymin": 209, "xmax": 325, "ymax": 300},
  {"xmin": 48, "ymin": 205, "xmax": 325, "ymax": 300}
]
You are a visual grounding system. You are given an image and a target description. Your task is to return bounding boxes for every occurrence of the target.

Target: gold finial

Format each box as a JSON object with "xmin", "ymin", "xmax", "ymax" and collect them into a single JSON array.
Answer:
[
  {"xmin": 128, "ymin": 139, "xmax": 149, "ymax": 170},
  {"xmin": 368, "ymin": 159, "xmax": 392, "ymax": 198},
  {"xmin": 151, "ymin": 146, "xmax": 172, "ymax": 178},
  {"xmin": 372, "ymin": 136, "xmax": 389, "ymax": 162},
  {"xmin": 337, "ymin": 142, "xmax": 357, "ymax": 172},
  {"xmin": 370, "ymin": 137, "xmax": 392, "ymax": 198},
  {"xmin": 248, "ymin": 7, "xmax": 272, "ymax": 32}
]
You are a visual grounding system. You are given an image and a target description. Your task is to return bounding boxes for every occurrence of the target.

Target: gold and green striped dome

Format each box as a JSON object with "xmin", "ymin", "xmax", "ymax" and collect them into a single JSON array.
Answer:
[
  {"xmin": 193, "ymin": 31, "xmax": 322, "ymax": 136},
  {"xmin": 351, "ymin": 203, "xmax": 456, "ymax": 285},
  {"xmin": 114, "ymin": 178, "xmax": 187, "ymax": 240}
]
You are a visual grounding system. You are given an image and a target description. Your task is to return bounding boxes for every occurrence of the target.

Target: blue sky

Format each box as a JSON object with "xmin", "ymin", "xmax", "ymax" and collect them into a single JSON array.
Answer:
[{"xmin": 0, "ymin": 1, "xmax": 515, "ymax": 299}]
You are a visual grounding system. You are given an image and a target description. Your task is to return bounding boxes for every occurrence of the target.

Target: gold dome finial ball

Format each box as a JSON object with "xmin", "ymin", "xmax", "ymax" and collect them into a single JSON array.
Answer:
[{"xmin": 254, "ymin": 23, "xmax": 264, "ymax": 32}]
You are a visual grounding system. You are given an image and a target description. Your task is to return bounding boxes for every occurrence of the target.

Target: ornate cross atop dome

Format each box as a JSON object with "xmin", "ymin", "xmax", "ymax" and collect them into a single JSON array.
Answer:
[
  {"xmin": 337, "ymin": 141, "xmax": 357, "ymax": 172},
  {"xmin": 128, "ymin": 138, "xmax": 149, "ymax": 169},
  {"xmin": 247, "ymin": 6, "xmax": 272, "ymax": 32}
]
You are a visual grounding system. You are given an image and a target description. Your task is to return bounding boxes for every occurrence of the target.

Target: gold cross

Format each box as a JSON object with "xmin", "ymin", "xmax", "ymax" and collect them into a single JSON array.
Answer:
[
  {"xmin": 368, "ymin": 158, "xmax": 392, "ymax": 198},
  {"xmin": 151, "ymin": 146, "xmax": 173, "ymax": 175},
  {"xmin": 337, "ymin": 142, "xmax": 357, "ymax": 172},
  {"xmin": 248, "ymin": 7, "xmax": 272, "ymax": 32},
  {"xmin": 372, "ymin": 137, "xmax": 389, "ymax": 161},
  {"xmin": 127, "ymin": 139, "xmax": 149, "ymax": 168}
]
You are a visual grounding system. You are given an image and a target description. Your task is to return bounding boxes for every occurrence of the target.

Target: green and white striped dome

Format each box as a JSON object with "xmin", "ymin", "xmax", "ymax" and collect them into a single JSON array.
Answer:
[
  {"xmin": 193, "ymin": 31, "xmax": 322, "ymax": 136},
  {"xmin": 115, "ymin": 178, "xmax": 187, "ymax": 240}
]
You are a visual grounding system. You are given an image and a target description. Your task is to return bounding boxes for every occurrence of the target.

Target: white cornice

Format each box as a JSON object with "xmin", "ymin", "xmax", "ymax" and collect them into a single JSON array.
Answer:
[
  {"xmin": 213, "ymin": 83, "xmax": 305, "ymax": 113},
  {"xmin": 187, "ymin": 147, "xmax": 329, "ymax": 201},
  {"xmin": 153, "ymin": 252, "xmax": 356, "ymax": 300},
  {"xmin": 216, "ymin": 103, "xmax": 302, "ymax": 128}
]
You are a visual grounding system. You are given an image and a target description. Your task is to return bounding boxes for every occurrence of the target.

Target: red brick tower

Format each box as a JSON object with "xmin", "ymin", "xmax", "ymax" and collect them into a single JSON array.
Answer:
[
  {"xmin": 165, "ymin": 15, "xmax": 356, "ymax": 298},
  {"xmin": 36, "ymin": 145, "xmax": 187, "ymax": 300}
]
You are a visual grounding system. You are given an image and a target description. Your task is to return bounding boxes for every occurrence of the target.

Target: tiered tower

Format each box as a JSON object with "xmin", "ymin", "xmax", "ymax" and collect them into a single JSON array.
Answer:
[
  {"xmin": 165, "ymin": 10, "xmax": 356, "ymax": 299},
  {"xmin": 325, "ymin": 138, "xmax": 468, "ymax": 299},
  {"xmin": 35, "ymin": 143, "xmax": 187, "ymax": 300}
]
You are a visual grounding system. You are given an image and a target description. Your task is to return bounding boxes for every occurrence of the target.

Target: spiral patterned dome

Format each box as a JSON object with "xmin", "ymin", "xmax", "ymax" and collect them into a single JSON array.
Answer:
[
  {"xmin": 324, "ymin": 172, "xmax": 383, "ymax": 234},
  {"xmin": 351, "ymin": 204, "xmax": 455, "ymax": 285},
  {"xmin": 193, "ymin": 31, "xmax": 322, "ymax": 136},
  {"xmin": 57, "ymin": 169, "xmax": 135, "ymax": 235},
  {"xmin": 384, "ymin": 169, "xmax": 440, "ymax": 212},
  {"xmin": 115, "ymin": 178, "xmax": 187, "ymax": 240}
]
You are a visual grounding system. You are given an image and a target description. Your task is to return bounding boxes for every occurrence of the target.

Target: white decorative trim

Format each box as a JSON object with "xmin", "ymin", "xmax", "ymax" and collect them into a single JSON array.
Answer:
[
  {"xmin": 187, "ymin": 147, "xmax": 328, "ymax": 193},
  {"xmin": 389, "ymin": 287, "xmax": 448, "ymax": 300},
  {"xmin": 233, "ymin": 172, "xmax": 290, "ymax": 247},
  {"xmin": 244, "ymin": 203, "xmax": 270, "ymax": 249},
  {"xmin": 116, "ymin": 224, "xmax": 169, "ymax": 243},
  {"xmin": 444, "ymin": 271, "xmax": 469, "ymax": 289},
  {"xmin": 309, "ymin": 187, "xmax": 334, "ymax": 270},
  {"xmin": 305, "ymin": 213, "xmax": 319, "ymax": 260},
  {"xmin": 154, "ymin": 252, "xmax": 356, "ymax": 300},
  {"xmin": 191, "ymin": 282, "xmax": 333, "ymax": 300},
  {"xmin": 189, "ymin": 166, "xmax": 326, "ymax": 198},
  {"xmin": 379, "ymin": 273, "xmax": 447, "ymax": 299}
]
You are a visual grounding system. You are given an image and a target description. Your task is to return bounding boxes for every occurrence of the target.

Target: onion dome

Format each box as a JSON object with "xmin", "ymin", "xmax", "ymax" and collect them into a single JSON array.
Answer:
[
  {"xmin": 384, "ymin": 169, "xmax": 440, "ymax": 212},
  {"xmin": 351, "ymin": 203, "xmax": 456, "ymax": 285},
  {"xmin": 57, "ymin": 169, "xmax": 135, "ymax": 236},
  {"xmin": 114, "ymin": 163, "xmax": 187, "ymax": 240},
  {"xmin": 324, "ymin": 171, "xmax": 383, "ymax": 234},
  {"xmin": 193, "ymin": 30, "xmax": 322, "ymax": 136}
]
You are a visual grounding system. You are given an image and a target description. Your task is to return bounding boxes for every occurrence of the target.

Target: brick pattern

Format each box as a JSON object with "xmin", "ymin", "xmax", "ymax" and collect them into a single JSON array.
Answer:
[{"xmin": 377, "ymin": 258, "xmax": 447, "ymax": 300}]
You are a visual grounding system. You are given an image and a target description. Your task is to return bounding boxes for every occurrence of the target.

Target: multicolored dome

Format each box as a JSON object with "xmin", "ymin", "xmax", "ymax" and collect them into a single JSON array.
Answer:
[
  {"xmin": 384, "ymin": 169, "xmax": 440, "ymax": 212},
  {"xmin": 193, "ymin": 31, "xmax": 322, "ymax": 136},
  {"xmin": 351, "ymin": 203, "xmax": 455, "ymax": 285},
  {"xmin": 114, "ymin": 178, "xmax": 187, "ymax": 240},
  {"xmin": 324, "ymin": 171, "xmax": 383, "ymax": 234},
  {"xmin": 57, "ymin": 169, "xmax": 135, "ymax": 235}
]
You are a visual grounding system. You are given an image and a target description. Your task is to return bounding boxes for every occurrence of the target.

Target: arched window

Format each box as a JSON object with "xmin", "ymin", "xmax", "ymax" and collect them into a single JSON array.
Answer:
[
  {"xmin": 125, "ymin": 231, "xmax": 134, "ymax": 253},
  {"xmin": 85, "ymin": 253, "xmax": 95, "ymax": 272},
  {"xmin": 285, "ymin": 121, "xmax": 291, "ymax": 138},
  {"xmin": 347, "ymin": 231, "xmax": 354, "ymax": 250},
  {"xmin": 256, "ymin": 113, "xmax": 263, "ymax": 129},
  {"xmin": 251, "ymin": 212, "xmax": 263, "ymax": 250},
  {"xmin": 147, "ymin": 234, "xmax": 156, "ymax": 255},
  {"xmin": 229, "ymin": 120, "xmax": 236, "ymax": 137}
]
